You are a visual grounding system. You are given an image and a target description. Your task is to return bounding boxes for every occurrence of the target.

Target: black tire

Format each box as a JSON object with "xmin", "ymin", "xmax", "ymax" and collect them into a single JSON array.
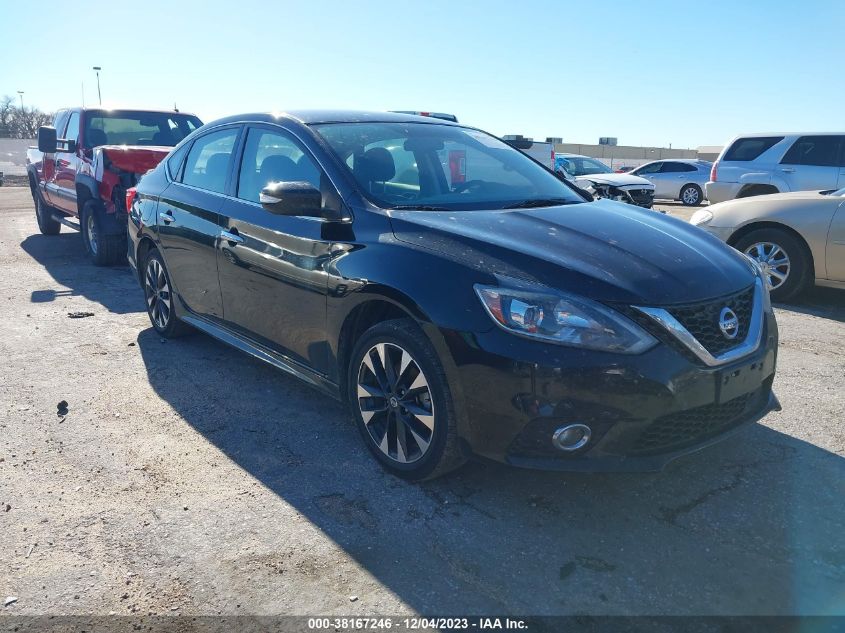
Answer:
[
  {"xmin": 679, "ymin": 183, "xmax": 703, "ymax": 206},
  {"xmin": 33, "ymin": 186, "xmax": 61, "ymax": 235},
  {"xmin": 142, "ymin": 248, "xmax": 191, "ymax": 338},
  {"xmin": 734, "ymin": 228, "xmax": 812, "ymax": 302},
  {"xmin": 81, "ymin": 200, "xmax": 125, "ymax": 266},
  {"xmin": 347, "ymin": 318, "xmax": 466, "ymax": 480}
]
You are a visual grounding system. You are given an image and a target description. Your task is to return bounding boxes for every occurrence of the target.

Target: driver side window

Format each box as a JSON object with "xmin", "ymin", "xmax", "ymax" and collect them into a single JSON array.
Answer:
[{"xmin": 237, "ymin": 128, "xmax": 322, "ymax": 203}]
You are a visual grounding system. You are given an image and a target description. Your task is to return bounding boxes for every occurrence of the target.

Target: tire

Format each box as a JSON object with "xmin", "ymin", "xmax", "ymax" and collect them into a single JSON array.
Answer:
[
  {"xmin": 680, "ymin": 183, "xmax": 703, "ymax": 206},
  {"xmin": 142, "ymin": 248, "xmax": 191, "ymax": 338},
  {"xmin": 33, "ymin": 187, "xmax": 61, "ymax": 235},
  {"xmin": 734, "ymin": 228, "xmax": 812, "ymax": 302},
  {"xmin": 347, "ymin": 318, "xmax": 466, "ymax": 480},
  {"xmin": 81, "ymin": 200, "xmax": 125, "ymax": 266}
]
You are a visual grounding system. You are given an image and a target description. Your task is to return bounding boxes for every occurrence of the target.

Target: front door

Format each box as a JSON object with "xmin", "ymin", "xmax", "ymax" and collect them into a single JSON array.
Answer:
[
  {"xmin": 217, "ymin": 125, "xmax": 335, "ymax": 373},
  {"xmin": 157, "ymin": 125, "xmax": 241, "ymax": 320},
  {"xmin": 778, "ymin": 135, "xmax": 842, "ymax": 192}
]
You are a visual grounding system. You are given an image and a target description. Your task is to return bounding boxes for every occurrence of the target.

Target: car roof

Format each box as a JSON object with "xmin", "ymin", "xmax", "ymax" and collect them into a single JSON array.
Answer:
[
  {"xmin": 207, "ymin": 110, "xmax": 464, "ymax": 128},
  {"xmin": 557, "ymin": 153, "xmax": 601, "ymax": 159},
  {"xmin": 732, "ymin": 132, "xmax": 845, "ymax": 138},
  {"xmin": 647, "ymin": 158, "xmax": 712, "ymax": 164}
]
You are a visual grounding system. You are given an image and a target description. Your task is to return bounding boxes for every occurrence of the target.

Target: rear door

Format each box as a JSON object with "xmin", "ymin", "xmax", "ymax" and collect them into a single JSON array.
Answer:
[
  {"xmin": 657, "ymin": 161, "xmax": 698, "ymax": 199},
  {"xmin": 52, "ymin": 110, "xmax": 81, "ymax": 214},
  {"xmin": 778, "ymin": 135, "xmax": 842, "ymax": 192},
  {"xmin": 216, "ymin": 124, "xmax": 335, "ymax": 372},
  {"xmin": 157, "ymin": 125, "xmax": 242, "ymax": 320}
]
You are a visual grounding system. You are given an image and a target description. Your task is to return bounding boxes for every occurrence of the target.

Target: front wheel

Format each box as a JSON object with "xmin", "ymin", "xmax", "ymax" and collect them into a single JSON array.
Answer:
[
  {"xmin": 348, "ymin": 319, "xmax": 466, "ymax": 480},
  {"xmin": 735, "ymin": 228, "xmax": 812, "ymax": 302},
  {"xmin": 680, "ymin": 184, "xmax": 703, "ymax": 206},
  {"xmin": 81, "ymin": 201, "xmax": 125, "ymax": 266}
]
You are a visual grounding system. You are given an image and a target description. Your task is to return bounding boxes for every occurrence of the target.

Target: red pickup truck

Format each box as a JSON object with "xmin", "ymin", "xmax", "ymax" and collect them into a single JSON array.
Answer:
[{"xmin": 27, "ymin": 108, "xmax": 202, "ymax": 265}]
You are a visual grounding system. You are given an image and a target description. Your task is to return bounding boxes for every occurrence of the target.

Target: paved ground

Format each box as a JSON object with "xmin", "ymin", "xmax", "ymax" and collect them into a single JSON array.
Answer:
[{"xmin": 1, "ymin": 186, "xmax": 844, "ymax": 616}]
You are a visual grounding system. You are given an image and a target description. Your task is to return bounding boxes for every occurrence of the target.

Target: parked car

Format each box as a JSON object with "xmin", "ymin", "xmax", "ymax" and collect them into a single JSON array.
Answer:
[
  {"xmin": 691, "ymin": 188, "xmax": 845, "ymax": 301},
  {"xmin": 706, "ymin": 133, "xmax": 845, "ymax": 205},
  {"xmin": 26, "ymin": 107, "xmax": 202, "ymax": 264},
  {"xmin": 555, "ymin": 154, "xmax": 655, "ymax": 208},
  {"xmin": 614, "ymin": 166, "xmax": 634, "ymax": 173},
  {"xmin": 128, "ymin": 110, "xmax": 779, "ymax": 480},
  {"xmin": 630, "ymin": 159, "xmax": 711, "ymax": 206}
]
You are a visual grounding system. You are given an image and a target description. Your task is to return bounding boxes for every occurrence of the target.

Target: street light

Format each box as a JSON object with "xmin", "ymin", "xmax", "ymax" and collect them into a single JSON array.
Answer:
[
  {"xmin": 17, "ymin": 91, "xmax": 24, "ymax": 110},
  {"xmin": 92, "ymin": 66, "xmax": 102, "ymax": 106}
]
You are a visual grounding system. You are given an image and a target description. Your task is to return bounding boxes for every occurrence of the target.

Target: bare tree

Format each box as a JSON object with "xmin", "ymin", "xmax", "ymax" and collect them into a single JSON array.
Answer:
[
  {"xmin": 0, "ymin": 95, "xmax": 15, "ymax": 138},
  {"xmin": 0, "ymin": 94, "xmax": 53, "ymax": 138}
]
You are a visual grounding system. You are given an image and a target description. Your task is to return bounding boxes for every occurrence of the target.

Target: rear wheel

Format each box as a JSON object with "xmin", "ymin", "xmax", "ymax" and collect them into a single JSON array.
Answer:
[
  {"xmin": 735, "ymin": 228, "xmax": 811, "ymax": 302},
  {"xmin": 81, "ymin": 201, "xmax": 125, "ymax": 266},
  {"xmin": 348, "ymin": 319, "xmax": 465, "ymax": 480},
  {"xmin": 680, "ymin": 183, "xmax": 703, "ymax": 206},
  {"xmin": 143, "ymin": 248, "xmax": 190, "ymax": 338},
  {"xmin": 33, "ymin": 186, "xmax": 61, "ymax": 235}
]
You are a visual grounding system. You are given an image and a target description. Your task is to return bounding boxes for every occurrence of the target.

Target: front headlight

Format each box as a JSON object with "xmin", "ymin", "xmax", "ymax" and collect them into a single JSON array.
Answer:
[
  {"xmin": 690, "ymin": 209, "xmax": 713, "ymax": 226},
  {"xmin": 474, "ymin": 284, "xmax": 657, "ymax": 353}
]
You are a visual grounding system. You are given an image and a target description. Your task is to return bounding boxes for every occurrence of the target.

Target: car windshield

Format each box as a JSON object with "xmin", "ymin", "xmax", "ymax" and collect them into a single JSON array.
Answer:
[
  {"xmin": 556, "ymin": 156, "xmax": 612, "ymax": 176},
  {"xmin": 312, "ymin": 122, "xmax": 585, "ymax": 210},
  {"xmin": 84, "ymin": 110, "xmax": 202, "ymax": 148}
]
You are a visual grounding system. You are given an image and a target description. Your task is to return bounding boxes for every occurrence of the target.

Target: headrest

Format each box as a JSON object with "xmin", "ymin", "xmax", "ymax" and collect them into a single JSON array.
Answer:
[
  {"xmin": 260, "ymin": 154, "xmax": 298, "ymax": 183},
  {"xmin": 86, "ymin": 129, "xmax": 108, "ymax": 147},
  {"xmin": 354, "ymin": 147, "xmax": 395, "ymax": 183}
]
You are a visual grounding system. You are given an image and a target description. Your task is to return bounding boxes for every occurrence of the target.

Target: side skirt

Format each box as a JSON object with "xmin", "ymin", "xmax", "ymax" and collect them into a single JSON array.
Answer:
[{"xmin": 180, "ymin": 314, "xmax": 342, "ymax": 402}]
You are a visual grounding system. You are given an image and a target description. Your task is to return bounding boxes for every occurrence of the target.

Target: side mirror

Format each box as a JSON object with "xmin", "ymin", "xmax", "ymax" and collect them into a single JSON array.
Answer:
[
  {"xmin": 38, "ymin": 126, "xmax": 57, "ymax": 154},
  {"xmin": 260, "ymin": 181, "xmax": 323, "ymax": 217}
]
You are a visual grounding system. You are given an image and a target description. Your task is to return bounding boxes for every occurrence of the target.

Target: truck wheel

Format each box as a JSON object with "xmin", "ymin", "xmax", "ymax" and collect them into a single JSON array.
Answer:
[
  {"xmin": 143, "ymin": 248, "xmax": 191, "ymax": 338},
  {"xmin": 34, "ymin": 189, "xmax": 61, "ymax": 236},
  {"xmin": 347, "ymin": 318, "xmax": 466, "ymax": 480},
  {"xmin": 81, "ymin": 201, "xmax": 125, "ymax": 266}
]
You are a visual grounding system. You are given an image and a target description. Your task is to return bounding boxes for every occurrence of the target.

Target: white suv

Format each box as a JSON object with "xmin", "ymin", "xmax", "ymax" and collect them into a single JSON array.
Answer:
[{"xmin": 706, "ymin": 133, "xmax": 845, "ymax": 204}]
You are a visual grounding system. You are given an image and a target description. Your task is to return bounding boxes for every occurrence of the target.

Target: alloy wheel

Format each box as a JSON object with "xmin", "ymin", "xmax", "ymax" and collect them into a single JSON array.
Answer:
[
  {"xmin": 745, "ymin": 241, "xmax": 790, "ymax": 290},
  {"xmin": 86, "ymin": 213, "xmax": 99, "ymax": 255},
  {"xmin": 681, "ymin": 186, "xmax": 700, "ymax": 205},
  {"xmin": 356, "ymin": 342, "xmax": 435, "ymax": 464},
  {"xmin": 145, "ymin": 258, "xmax": 171, "ymax": 330}
]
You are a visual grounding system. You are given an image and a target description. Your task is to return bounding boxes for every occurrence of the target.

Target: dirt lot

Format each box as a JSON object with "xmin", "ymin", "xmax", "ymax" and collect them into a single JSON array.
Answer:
[{"xmin": 1, "ymin": 186, "xmax": 844, "ymax": 617}]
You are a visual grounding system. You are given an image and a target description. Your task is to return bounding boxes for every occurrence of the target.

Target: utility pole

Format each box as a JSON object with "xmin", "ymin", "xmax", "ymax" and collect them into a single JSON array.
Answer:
[
  {"xmin": 17, "ymin": 91, "xmax": 24, "ymax": 110},
  {"xmin": 93, "ymin": 67, "xmax": 102, "ymax": 105}
]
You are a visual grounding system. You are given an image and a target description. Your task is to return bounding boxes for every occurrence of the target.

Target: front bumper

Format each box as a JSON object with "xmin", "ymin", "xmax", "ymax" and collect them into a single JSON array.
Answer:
[{"xmin": 443, "ymin": 307, "xmax": 778, "ymax": 472}]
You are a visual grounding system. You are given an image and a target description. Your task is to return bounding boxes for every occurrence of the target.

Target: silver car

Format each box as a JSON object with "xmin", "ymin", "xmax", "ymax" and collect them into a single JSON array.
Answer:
[
  {"xmin": 706, "ymin": 133, "xmax": 845, "ymax": 204},
  {"xmin": 630, "ymin": 159, "xmax": 711, "ymax": 206}
]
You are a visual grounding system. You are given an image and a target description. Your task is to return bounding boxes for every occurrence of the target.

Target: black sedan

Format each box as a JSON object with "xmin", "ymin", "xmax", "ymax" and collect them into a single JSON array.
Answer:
[{"xmin": 127, "ymin": 111, "xmax": 779, "ymax": 480}]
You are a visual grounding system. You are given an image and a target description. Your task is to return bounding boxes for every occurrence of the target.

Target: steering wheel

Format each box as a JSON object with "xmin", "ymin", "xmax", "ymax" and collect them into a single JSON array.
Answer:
[{"xmin": 452, "ymin": 179, "xmax": 486, "ymax": 194}]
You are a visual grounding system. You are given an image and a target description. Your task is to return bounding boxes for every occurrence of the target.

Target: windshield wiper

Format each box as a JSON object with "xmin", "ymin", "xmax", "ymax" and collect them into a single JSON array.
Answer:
[
  {"xmin": 389, "ymin": 204, "xmax": 451, "ymax": 211},
  {"xmin": 502, "ymin": 198, "xmax": 577, "ymax": 209}
]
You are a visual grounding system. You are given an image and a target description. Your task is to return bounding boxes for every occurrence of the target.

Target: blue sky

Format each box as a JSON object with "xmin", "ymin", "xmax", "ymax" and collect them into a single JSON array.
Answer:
[{"xmin": 1, "ymin": 0, "xmax": 842, "ymax": 148}]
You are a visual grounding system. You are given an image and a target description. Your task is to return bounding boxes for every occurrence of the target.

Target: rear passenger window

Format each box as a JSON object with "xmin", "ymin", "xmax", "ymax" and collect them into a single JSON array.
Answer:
[
  {"xmin": 660, "ymin": 162, "xmax": 696, "ymax": 173},
  {"xmin": 723, "ymin": 137, "xmax": 783, "ymax": 161},
  {"xmin": 166, "ymin": 143, "xmax": 191, "ymax": 181},
  {"xmin": 780, "ymin": 136, "xmax": 842, "ymax": 167},
  {"xmin": 182, "ymin": 128, "xmax": 239, "ymax": 194}
]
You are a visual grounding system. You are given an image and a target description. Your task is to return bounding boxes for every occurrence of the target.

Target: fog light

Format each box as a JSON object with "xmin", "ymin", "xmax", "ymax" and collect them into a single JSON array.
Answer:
[{"xmin": 552, "ymin": 424, "xmax": 592, "ymax": 452}]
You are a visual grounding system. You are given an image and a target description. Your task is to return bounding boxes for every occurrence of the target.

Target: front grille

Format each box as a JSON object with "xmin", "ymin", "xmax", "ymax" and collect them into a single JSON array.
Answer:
[
  {"xmin": 627, "ymin": 189, "xmax": 654, "ymax": 207},
  {"xmin": 629, "ymin": 390, "xmax": 758, "ymax": 455},
  {"xmin": 668, "ymin": 285, "xmax": 754, "ymax": 357}
]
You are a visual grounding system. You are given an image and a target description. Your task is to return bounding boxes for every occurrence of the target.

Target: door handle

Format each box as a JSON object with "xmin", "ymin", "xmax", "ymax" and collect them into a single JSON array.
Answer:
[
  {"xmin": 160, "ymin": 210, "xmax": 175, "ymax": 224},
  {"xmin": 780, "ymin": 168, "xmax": 795, "ymax": 173},
  {"xmin": 220, "ymin": 229, "xmax": 244, "ymax": 245}
]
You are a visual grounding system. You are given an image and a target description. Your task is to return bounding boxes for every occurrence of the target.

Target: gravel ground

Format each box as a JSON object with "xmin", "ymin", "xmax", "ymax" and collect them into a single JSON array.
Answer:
[{"xmin": 1, "ymin": 186, "xmax": 844, "ymax": 617}]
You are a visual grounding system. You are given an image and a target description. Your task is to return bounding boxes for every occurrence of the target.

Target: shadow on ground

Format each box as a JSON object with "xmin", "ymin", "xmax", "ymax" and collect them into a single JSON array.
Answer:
[
  {"xmin": 775, "ymin": 286, "xmax": 845, "ymax": 324},
  {"xmin": 136, "ymin": 321, "xmax": 845, "ymax": 615},
  {"xmin": 20, "ymin": 233, "xmax": 143, "ymax": 314}
]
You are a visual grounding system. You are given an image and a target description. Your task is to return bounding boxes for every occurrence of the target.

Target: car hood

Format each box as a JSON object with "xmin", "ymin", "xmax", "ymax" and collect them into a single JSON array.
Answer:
[
  {"xmin": 574, "ymin": 172, "xmax": 655, "ymax": 188},
  {"xmin": 389, "ymin": 199, "xmax": 755, "ymax": 305}
]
